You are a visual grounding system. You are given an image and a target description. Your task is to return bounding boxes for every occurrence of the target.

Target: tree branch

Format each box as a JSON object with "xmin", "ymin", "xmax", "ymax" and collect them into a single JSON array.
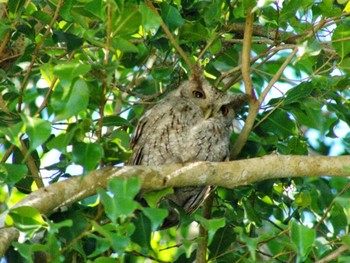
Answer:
[{"xmin": 0, "ymin": 155, "xmax": 349, "ymax": 256}]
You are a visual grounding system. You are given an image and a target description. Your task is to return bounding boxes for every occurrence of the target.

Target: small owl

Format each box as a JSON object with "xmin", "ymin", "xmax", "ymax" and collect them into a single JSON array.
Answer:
[{"xmin": 129, "ymin": 74, "xmax": 247, "ymax": 228}]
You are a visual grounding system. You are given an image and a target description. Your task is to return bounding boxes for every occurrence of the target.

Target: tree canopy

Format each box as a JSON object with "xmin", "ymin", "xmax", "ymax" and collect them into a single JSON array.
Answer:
[{"xmin": 1, "ymin": 0, "xmax": 350, "ymax": 262}]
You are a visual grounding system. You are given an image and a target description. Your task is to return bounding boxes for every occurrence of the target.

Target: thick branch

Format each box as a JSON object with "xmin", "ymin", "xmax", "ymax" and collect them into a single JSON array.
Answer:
[{"xmin": 0, "ymin": 155, "xmax": 349, "ymax": 256}]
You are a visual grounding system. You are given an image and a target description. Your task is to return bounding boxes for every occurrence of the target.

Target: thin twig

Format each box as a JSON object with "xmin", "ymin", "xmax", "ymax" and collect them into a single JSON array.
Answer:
[
  {"xmin": 196, "ymin": 193, "xmax": 215, "ymax": 263},
  {"xmin": 17, "ymin": 0, "xmax": 65, "ymax": 112},
  {"xmin": 230, "ymin": 7, "xmax": 260, "ymax": 159},
  {"xmin": 144, "ymin": 0, "xmax": 195, "ymax": 72},
  {"xmin": 317, "ymin": 244, "xmax": 350, "ymax": 263}
]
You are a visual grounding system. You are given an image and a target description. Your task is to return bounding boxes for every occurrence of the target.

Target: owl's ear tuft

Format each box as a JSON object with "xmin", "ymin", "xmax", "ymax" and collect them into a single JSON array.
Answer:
[{"xmin": 231, "ymin": 94, "xmax": 249, "ymax": 111}]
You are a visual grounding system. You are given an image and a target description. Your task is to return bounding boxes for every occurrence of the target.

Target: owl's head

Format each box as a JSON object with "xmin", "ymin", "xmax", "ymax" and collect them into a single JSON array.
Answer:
[{"xmin": 176, "ymin": 76, "xmax": 247, "ymax": 125}]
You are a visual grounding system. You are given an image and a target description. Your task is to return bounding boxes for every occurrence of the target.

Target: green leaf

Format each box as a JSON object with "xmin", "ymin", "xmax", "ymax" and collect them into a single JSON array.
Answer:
[
  {"xmin": 72, "ymin": 142, "xmax": 104, "ymax": 172},
  {"xmin": 102, "ymin": 116, "xmax": 131, "ymax": 127},
  {"xmin": 8, "ymin": 0, "xmax": 25, "ymax": 15},
  {"xmin": 241, "ymin": 197, "xmax": 262, "ymax": 226},
  {"xmin": 94, "ymin": 257, "xmax": 117, "ymax": 263},
  {"xmin": 53, "ymin": 61, "xmax": 91, "ymax": 81},
  {"xmin": 0, "ymin": 21, "xmax": 12, "ymax": 39},
  {"xmin": 110, "ymin": 130, "xmax": 130, "ymax": 151},
  {"xmin": 160, "ymin": 3, "xmax": 184, "ymax": 30},
  {"xmin": 141, "ymin": 207, "xmax": 168, "ymax": 231},
  {"xmin": 142, "ymin": 188, "xmax": 173, "ymax": 208},
  {"xmin": 130, "ymin": 212, "xmax": 152, "ymax": 251},
  {"xmin": 0, "ymin": 121, "xmax": 24, "ymax": 148},
  {"xmin": 52, "ymin": 30, "xmax": 84, "ymax": 51},
  {"xmin": 209, "ymin": 226, "xmax": 236, "ymax": 259},
  {"xmin": 297, "ymin": 39, "xmax": 321, "ymax": 60},
  {"xmin": 294, "ymin": 190, "xmax": 312, "ymax": 208},
  {"xmin": 112, "ymin": 38, "xmax": 139, "ymax": 53},
  {"xmin": 108, "ymin": 177, "xmax": 140, "ymax": 199},
  {"xmin": 21, "ymin": 115, "xmax": 51, "ymax": 153},
  {"xmin": 332, "ymin": 24, "xmax": 350, "ymax": 59},
  {"xmin": 7, "ymin": 206, "xmax": 46, "ymax": 233},
  {"xmin": 284, "ymin": 82, "xmax": 314, "ymax": 105},
  {"xmin": 140, "ymin": 2, "xmax": 162, "ymax": 31},
  {"xmin": 52, "ymin": 79, "xmax": 90, "ymax": 121},
  {"xmin": 180, "ymin": 22, "xmax": 209, "ymax": 41},
  {"xmin": 260, "ymin": 109, "xmax": 297, "ymax": 138},
  {"xmin": 113, "ymin": 5, "xmax": 142, "ymax": 37},
  {"xmin": 235, "ymin": 226, "xmax": 259, "ymax": 261},
  {"xmin": 84, "ymin": 0, "xmax": 106, "ymax": 20},
  {"xmin": 99, "ymin": 177, "xmax": 140, "ymax": 222},
  {"xmin": 32, "ymin": 11, "xmax": 52, "ymax": 25},
  {"xmin": 194, "ymin": 215, "xmax": 226, "ymax": 244},
  {"xmin": 319, "ymin": 0, "xmax": 342, "ymax": 17},
  {"xmin": 0, "ymin": 163, "xmax": 28, "ymax": 186},
  {"xmin": 290, "ymin": 220, "xmax": 316, "ymax": 263}
]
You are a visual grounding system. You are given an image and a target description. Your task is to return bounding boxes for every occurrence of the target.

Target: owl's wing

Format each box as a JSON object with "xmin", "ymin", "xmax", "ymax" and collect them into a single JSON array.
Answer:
[{"xmin": 129, "ymin": 114, "xmax": 148, "ymax": 165}]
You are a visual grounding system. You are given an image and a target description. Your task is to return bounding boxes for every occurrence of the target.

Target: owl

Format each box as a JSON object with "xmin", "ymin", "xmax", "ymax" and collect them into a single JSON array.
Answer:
[{"xmin": 129, "ymin": 74, "xmax": 247, "ymax": 228}]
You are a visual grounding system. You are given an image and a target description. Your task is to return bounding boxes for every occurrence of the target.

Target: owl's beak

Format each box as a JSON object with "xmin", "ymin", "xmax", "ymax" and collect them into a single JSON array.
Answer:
[{"xmin": 203, "ymin": 108, "xmax": 213, "ymax": 119}]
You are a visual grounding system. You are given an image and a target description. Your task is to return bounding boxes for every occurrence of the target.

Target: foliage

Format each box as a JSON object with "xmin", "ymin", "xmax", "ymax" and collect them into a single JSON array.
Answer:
[{"xmin": 1, "ymin": 0, "xmax": 350, "ymax": 262}]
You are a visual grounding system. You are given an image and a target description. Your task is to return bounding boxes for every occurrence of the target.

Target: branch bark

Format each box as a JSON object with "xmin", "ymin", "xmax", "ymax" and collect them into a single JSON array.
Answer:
[{"xmin": 0, "ymin": 155, "xmax": 349, "ymax": 256}]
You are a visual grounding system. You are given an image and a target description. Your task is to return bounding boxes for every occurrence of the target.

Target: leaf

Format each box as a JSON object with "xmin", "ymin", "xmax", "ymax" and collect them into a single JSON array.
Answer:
[
  {"xmin": 209, "ymin": 226, "xmax": 236, "ymax": 259},
  {"xmin": 52, "ymin": 30, "xmax": 84, "ymax": 51},
  {"xmin": 72, "ymin": 142, "xmax": 104, "ymax": 172},
  {"xmin": 140, "ymin": 2, "xmax": 162, "ymax": 31},
  {"xmin": 84, "ymin": 0, "xmax": 106, "ymax": 20},
  {"xmin": 7, "ymin": 206, "xmax": 46, "ymax": 233},
  {"xmin": 99, "ymin": 177, "xmax": 140, "ymax": 222},
  {"xmin": 21, "ymin": 114, "xmax": 51, "ymax": 153},
  {"xmin": 53, "ymin": 61, "xmax": 91, "ymax": 81},
  {"xmin": 194, "ymin": 215, "xmax": 226, "ymax": 244},
  {"xmin": 112, "ymin": 38, "xmax": 139, "ymax": 53},
  {"xmin": 113, "ymin": 5, "xmax": 142, "ymax": 37},
  {"xmin": 294, "ymin": 190, "xmax": 312, "ymax": 208},
  {"xmin": 332, "ymin": 24, "xmax": 350, "ymax": 59},
  {"xmin": 0, "ymin": 121, "xmax": 24, "ymax": 148},
  {"xmin": 290, "ymin": 220, "xmax": 316, "ymax": 263},
  {"xmin": 141, "ymin": 207, "xmax": 168, "ymax": 231},
  {"xmin": 160, "ymin": 2, "xmax": 184, "ymax": 30},
  {"xmin": 242, "ymin": 197, "xmax": 262, "ymax": 226},
  {"xmin": 130, "ymin": 212, "xmax": 152, "ymax": 251},
  {"xmin": 235, "ymin": 227, "xmax": 259, "ymax": 261},
  {"xmin": 8, "ymin": 0, "xmax": 25, "ymax": 15},
  {"xmin": 0, "ymin": 163, "xmax": 28, "ymax": 186},
  {"xmin": 102, "ymin": 116, "xmax": 131, "ymax": 127},
  {"xmin": 108, "ymin": 177, "xmax": 140, "ymax": 200},
  {"xmin": 180, "ymin": 22, "xmax": 209, "ymax": 41},
  {"xmin": 284, "ymin": 82, "xmax": 314, "ymax": 105},
  {"xmin": 297, "ymin": 39, "xmax": 321, "ymax": 60},
  {"xmin": 260, "ymin": 109, "xmax": 297, "ymax": 138},
  {"xmin": 52, "ymin": 79, "xmax": 90, "ymax": 121}
]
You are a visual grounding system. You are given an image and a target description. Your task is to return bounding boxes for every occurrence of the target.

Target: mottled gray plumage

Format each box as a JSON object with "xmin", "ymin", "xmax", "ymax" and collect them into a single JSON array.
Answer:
[{"xmin": 129, "ymin": 75, "xmax": 247, "ymax": 228}]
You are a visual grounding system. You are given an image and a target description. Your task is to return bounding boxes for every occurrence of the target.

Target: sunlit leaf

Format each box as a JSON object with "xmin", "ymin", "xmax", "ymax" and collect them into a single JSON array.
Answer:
[
  {"xmin": 52, "ymin": 79, "xmax": 90, "ymax": 121},
  {"xmin": 7, "ymin": 206, "xmax": 46, "ymax": 233},
  {"xmin": 21, "ymin": 114, "xmax": 51, "ymax": 153}
]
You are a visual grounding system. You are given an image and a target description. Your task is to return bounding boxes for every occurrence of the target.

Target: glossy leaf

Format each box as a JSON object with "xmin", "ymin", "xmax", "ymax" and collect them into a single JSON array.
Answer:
[
  {"xmin": 290, "ymin": 220, "xmax": 316, "ymax": 263},
  {"xmin": 0, "ymin": 163, "xmax": 28, "ymax": 186},
  {"xmin": 21, "ymin": 115, "xmax": 51, "ymax": 153},
  {"xmin": 7, "ymin": 206, "xmax": 46, "ymax": 233},
  {"xmin": 72, "ymin": 142, "xmax": 103, "ymax": 172},
  {"xmin": 52, "ymin": 79, "xmax": 90, "ymax": 121}
]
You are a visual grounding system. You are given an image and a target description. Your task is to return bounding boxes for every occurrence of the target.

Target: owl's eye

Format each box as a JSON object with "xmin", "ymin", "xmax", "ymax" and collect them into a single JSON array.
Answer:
[
  {"xmin": 192, "ymin": 90, "xmax": 204, "ymax": 98},
  {"xmin": 220, "ymin": 105, "xmax": 230, "ymax": 116}
]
